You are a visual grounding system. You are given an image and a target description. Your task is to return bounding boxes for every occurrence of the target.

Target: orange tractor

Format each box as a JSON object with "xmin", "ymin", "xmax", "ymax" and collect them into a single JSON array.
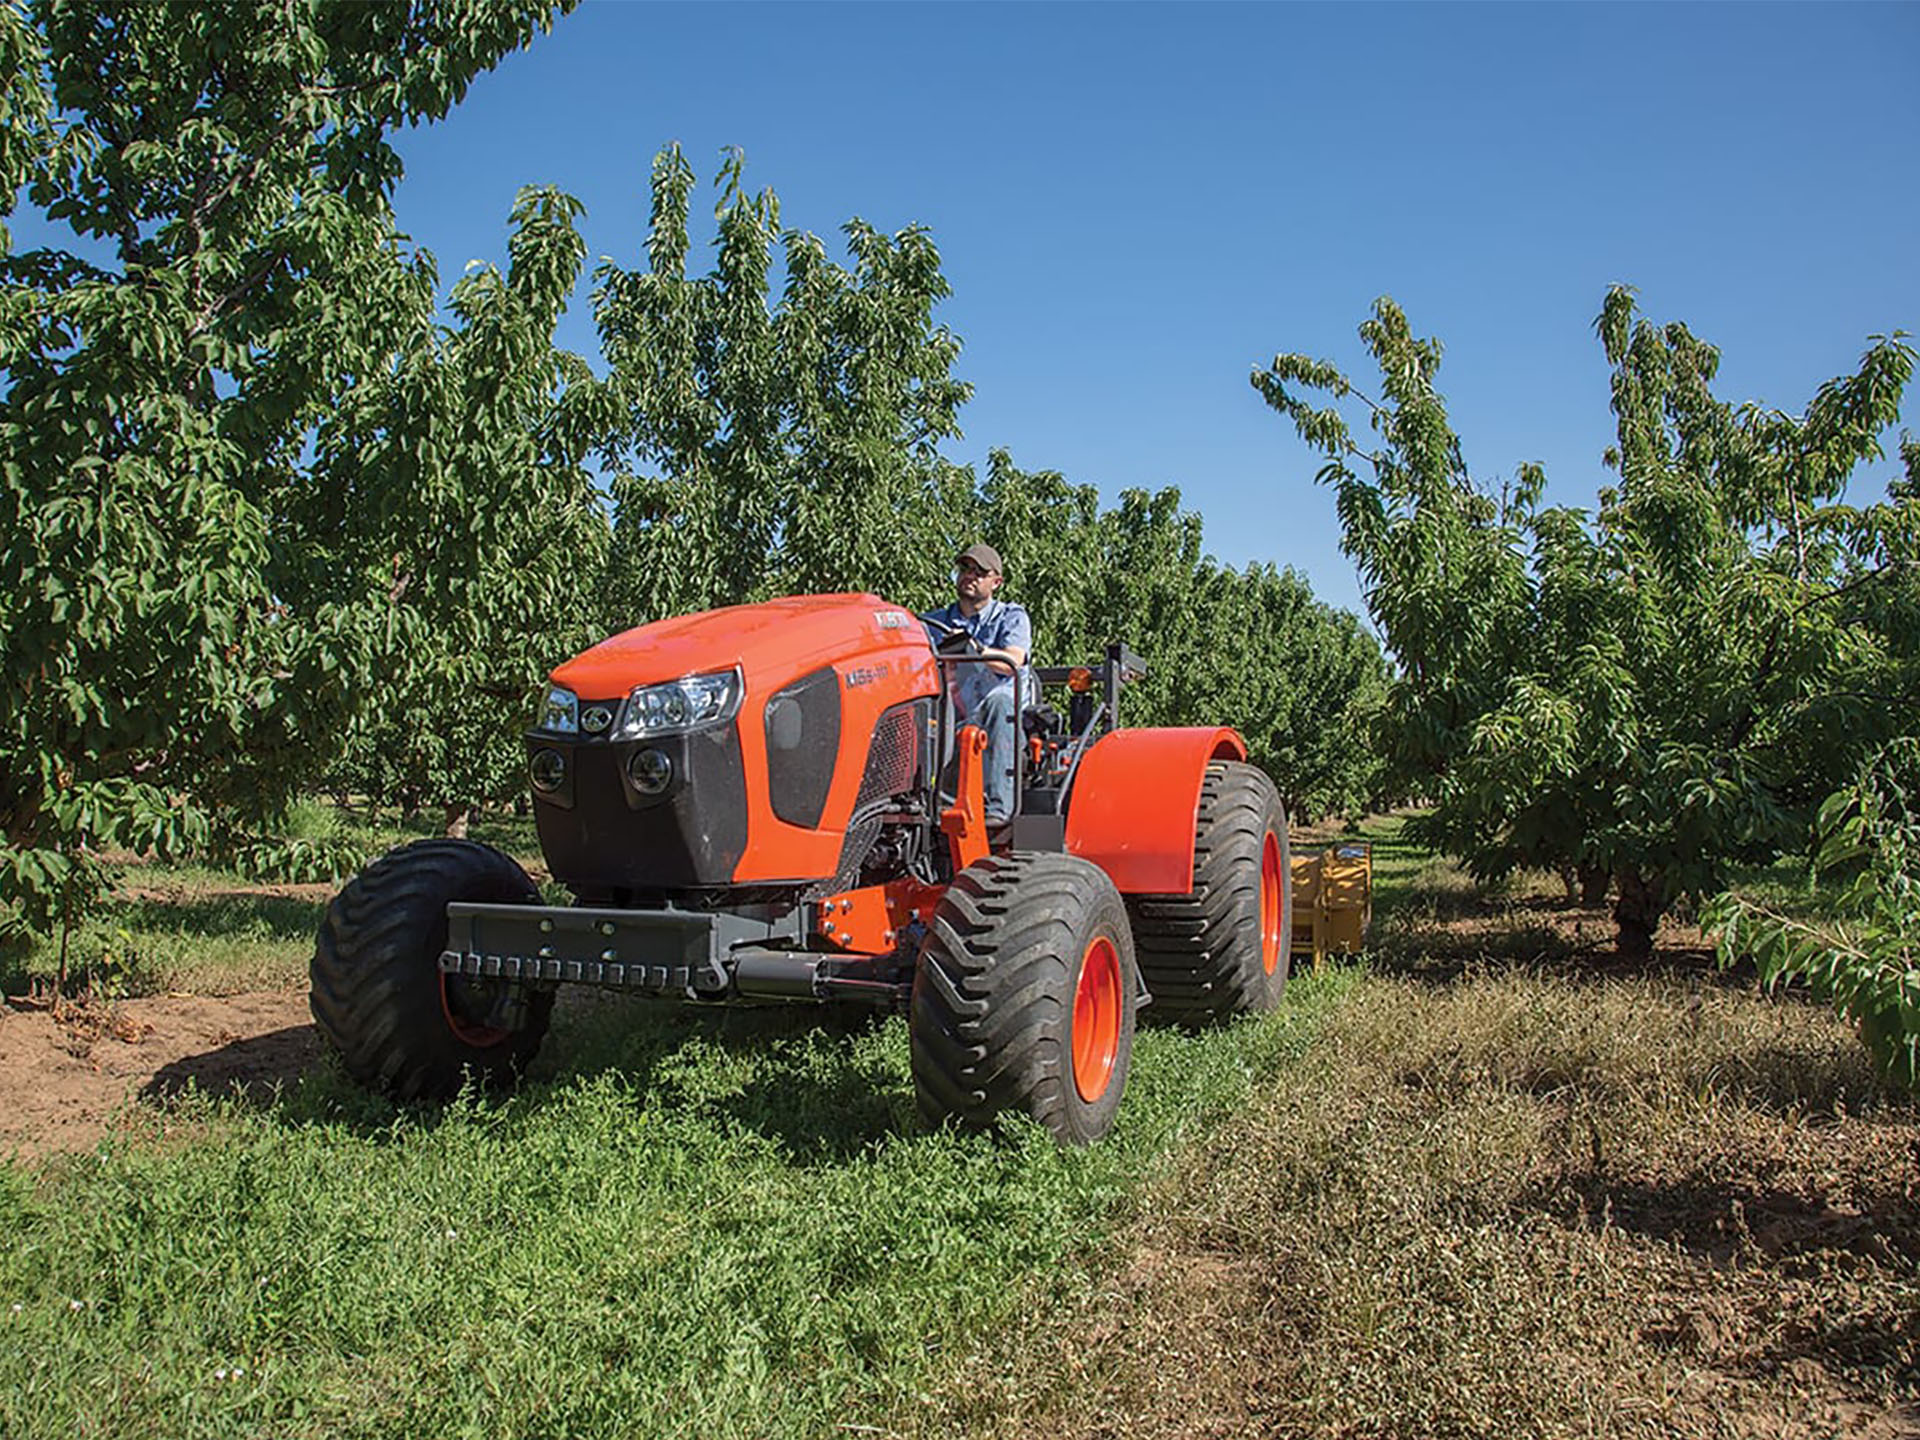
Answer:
[{"xmin": 311, "ymin": 594, "xmax": 1292, "ymax": 1144}]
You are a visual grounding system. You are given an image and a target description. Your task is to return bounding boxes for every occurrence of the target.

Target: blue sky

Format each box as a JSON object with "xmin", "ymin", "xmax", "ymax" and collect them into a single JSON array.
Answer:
[{"xmin": 78, "ymin": 3, "xmax": 1920, "ymax": 620}]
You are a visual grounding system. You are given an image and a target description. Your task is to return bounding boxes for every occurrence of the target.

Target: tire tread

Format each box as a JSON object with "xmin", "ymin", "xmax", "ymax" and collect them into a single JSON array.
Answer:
[
  {"xmin": 1126, "ymin": 761, "xmax": 1290, "ymax": 1023},
  {"xmin": 310, "ymin": 839, "xmax": 552, "ymax": 1100},
  {"xmin": 910, "ymin": 852, "xmax": 1137, "ymax": 1144}
]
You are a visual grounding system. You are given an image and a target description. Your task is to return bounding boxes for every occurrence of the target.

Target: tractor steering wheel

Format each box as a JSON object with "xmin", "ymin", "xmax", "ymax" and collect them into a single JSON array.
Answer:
[{"xmin": 920, "ymin": 613, "xmax": 983, "ymax": 656}]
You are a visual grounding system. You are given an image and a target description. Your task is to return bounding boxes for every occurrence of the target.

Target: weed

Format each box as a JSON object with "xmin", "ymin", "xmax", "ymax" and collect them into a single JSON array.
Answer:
[
  {"xmin": 0, "ymin": 976, "xmax": 1348, "ymax": 1440},
  {"xmin": 907, "ymin": 897, "xmax": 1918, "ymax": 1439}
]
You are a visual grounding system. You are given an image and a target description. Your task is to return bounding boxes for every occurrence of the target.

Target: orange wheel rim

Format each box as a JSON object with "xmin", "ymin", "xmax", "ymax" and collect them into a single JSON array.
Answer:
[
  {"xmin": 1072, "ymin": 936, "xmax": 1122, "ymax": 1103},
  {"xmin": 1260, "ymin": 831, "xmax": 1283, "ymax": 976},
  {"xmin": 441, "ymin": 975, "xmax": 509, "ymax": 1049}
]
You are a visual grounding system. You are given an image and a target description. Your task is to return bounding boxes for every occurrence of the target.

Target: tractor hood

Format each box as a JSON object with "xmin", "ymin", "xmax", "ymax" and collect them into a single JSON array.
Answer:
[
  {"xmin": 532, "ymin": 594, "xmax": 942, "ymax": 892},
  {"xmin": 551, "ymin": 593, "xmax": 931, "ymax": 699}
]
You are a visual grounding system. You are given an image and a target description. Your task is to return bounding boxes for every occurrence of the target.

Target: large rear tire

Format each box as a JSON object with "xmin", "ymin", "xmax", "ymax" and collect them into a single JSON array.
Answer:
[
  {"xmin": 910, "ymin": 852, "xmax": 1138, "ymax": 1145},
  {"xmin": 310, "ymin": 839, "xmax": 554, "ymax": 1100},
  {"xmin": 1127, "ymin": 761, "xmax": 1290, "ymax": 1023}
]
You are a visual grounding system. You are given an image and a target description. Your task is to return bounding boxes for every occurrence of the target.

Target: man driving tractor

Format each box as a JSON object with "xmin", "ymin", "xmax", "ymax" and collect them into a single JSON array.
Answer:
[{"xmin": 921, "ymin": 541, "xmax": 1032, "ymax": 824}]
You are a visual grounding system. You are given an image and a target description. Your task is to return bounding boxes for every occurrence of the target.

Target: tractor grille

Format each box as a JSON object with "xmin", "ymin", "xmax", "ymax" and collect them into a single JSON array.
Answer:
[
  {"xmin": 855, "ymin": 700, "xmax": 925, "ymax": 809},
  {"xmin": 820, "ymin": 700, "xmax": 930, "ymax": 898},
  {"xmin": 766, "ymin": 667, "xmax": 842, "ymax": 829}
]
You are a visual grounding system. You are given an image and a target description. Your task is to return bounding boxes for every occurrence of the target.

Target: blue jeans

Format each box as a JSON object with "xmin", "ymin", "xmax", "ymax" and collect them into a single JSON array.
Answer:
[{"xmin": 968, "ymin": 684, "xmax": 1018, "ymax": 823}]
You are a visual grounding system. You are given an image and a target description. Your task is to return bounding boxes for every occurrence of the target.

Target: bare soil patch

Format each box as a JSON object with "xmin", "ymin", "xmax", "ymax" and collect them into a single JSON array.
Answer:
[{"xmin": 0, "ymin": 987, "xmax": 319, "ymax": 1159}]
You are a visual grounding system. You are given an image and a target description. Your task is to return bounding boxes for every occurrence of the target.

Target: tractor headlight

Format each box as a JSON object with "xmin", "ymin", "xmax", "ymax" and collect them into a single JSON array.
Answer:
[
  {"xmin": 529, "ymin": 747, "xmax": 567, "ymax": 793},
  {"xmin": 538, "ymin": 685, "xmax": 579, "ymax": 734},
  {"xmin": 613, "ymin": 668, "xmax": 743, "ymax": 740},
  {"xmin": 626, "ymin": 747, "xmax": 673, "ymax": 795}
]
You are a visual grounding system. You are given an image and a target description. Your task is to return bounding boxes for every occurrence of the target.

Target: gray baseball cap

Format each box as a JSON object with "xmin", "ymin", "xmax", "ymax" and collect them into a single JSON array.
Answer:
[{"xmin": 955, "ymin": 541, "xmax": 1004, "ymax": 575}]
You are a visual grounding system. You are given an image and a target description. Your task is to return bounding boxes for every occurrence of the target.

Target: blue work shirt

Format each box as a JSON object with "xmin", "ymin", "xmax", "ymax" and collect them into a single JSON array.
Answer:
[{"xmin": 924, "ymin": 598, "xmax": 1036, "ymax": 719}]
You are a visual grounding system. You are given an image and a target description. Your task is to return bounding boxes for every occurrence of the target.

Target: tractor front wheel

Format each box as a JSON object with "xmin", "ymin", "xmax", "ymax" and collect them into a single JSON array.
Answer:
[
  {"xmin": 1127, "ymin": 760, "xmax": 1291, "ymax": 1023},
  {"xmin": 910, "ymin": 852, "xmax": 1138, "ymax": 1145},
  {"xmin": 310, "ymin": 839, "xmax": 554, "ymax": 1100}
]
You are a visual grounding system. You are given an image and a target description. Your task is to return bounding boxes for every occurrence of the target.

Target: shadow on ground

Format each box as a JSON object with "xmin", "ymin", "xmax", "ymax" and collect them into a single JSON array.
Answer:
[
  {"xmin": 130, "ymin": 992, "xmax": 917, "ymax": 1161},
  {"xmin": 141, "ymin": 1024, "xmax": 323, "ymax": 1106},
  {"xmin": 1365, "ymin": 888, "xmax": 1773, "ymax": 993},
  {"xmin": 117, "ymin": 891, "xmax": 324, "ymax": 942}
]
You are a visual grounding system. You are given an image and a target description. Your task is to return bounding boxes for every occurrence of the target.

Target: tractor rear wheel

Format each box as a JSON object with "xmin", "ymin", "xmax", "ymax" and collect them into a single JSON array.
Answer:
[
  {"xmin": 310, "ymin": 839, "xmax": 554, "ymax": 1100},
  {"xmin": 1127, "ymin": 760, "xmax": 1290, "ymax": 1023},
  {"xmin": 910, "ymin": 852, "xmax": 1138, "ymax": 1145}
]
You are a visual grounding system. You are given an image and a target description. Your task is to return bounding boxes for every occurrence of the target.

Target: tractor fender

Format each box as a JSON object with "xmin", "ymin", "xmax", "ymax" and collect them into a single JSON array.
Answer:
[{"xmin": 1064, "ymin": 726, "xmax": 1248, "ymax": 894}]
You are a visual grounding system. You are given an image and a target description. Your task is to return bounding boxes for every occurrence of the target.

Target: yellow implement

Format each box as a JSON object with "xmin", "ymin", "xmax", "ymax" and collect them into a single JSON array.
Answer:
[{"xmin": 1291, "ymin": 842, "xmax": 1372, "ymax": 969}]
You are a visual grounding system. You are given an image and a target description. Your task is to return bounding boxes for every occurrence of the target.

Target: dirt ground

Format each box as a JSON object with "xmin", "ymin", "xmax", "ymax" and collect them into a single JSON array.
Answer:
[
  {"xmin": 0, "ymin": 986, "xmax": 320, "ymax": 1159},
  {"xmin": 0, "ymin": 887, "xmax": 1828, "ymax": 1163}
]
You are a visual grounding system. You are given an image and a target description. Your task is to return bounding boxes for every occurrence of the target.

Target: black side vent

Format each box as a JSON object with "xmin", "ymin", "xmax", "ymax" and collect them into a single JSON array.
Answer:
[
  {"xmin": 824, "ymin": 699, "xmax": 931, "ymax": 896},
  {"xmin": 765, "ymin": 667, "xmax": 842, "ymax": 829},
  {"xmin": 855, "ymin": 700, "xmax": 926, "ymax": 810}
]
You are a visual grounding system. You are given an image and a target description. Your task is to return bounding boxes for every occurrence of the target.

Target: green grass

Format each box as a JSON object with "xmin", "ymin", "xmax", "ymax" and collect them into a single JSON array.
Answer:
[
  {"xmin": 269, "ymin": 799, "xmax": 540, "ymax": 863},
  {"xmin": 6, "ymin": 809, "xmax": 1905, "ymax": 1439},
  {"xmin": 0, "ymin": 803, "xmax": 544, "ymax": 998},
  {"xmin": 0, "ymin": 974, "xmax": 1353, "ymax": 1440}
]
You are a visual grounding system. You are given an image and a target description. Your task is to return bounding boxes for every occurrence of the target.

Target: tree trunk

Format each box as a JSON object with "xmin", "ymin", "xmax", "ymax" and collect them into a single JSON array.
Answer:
[
  {"xmin": 1613, "ymin": 867, "xmax": 1666, "ymax": 962},
  {"xmin": 1578, "ymin": 864, "xmax": 1610, "ymax": 907},
  {"xmin": 444, "ymin": 803, "xmax": 472, "ymax": 840}
]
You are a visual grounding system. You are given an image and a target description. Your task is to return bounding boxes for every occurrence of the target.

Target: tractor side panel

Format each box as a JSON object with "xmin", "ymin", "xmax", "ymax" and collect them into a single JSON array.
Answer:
[
  {"xmin": 731, "ymin": 631, "xmax": 940, "ymax": 884},
  {"xmin": 1065, "ymin": 727, "xmax": 1248, "ymax": 894}
]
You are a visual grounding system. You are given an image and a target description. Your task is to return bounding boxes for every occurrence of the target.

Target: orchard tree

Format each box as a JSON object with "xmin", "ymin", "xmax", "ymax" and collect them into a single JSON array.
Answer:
[
  {"xmin": 1710, "ymin": 735, "xmax": 1920, "ymax": 1091},
  {"xmin": 592, "ymin": 145, "xmax": 970, "ymax": 626},
  {"xmin": 0, "ymin": 0, "xmax": 574, "ymax": 942},
  {"xmin": 1257, "ymin": 290, "xmax": 1916, "ymax": 956},
  {"xmin": 306, "ymin": 186, "xmax": 610, "ymax": 837},
  {"xmin": 1709, "ymin": 446, "xmax": 1920, "ymax": 1084},
  {"xmin": 969, "ymin": 449, "xmax": 1387, "ymax": 820},
  {"xmin": 1176, "ymin": 562, "xmax": 1387, "ymax": 823}
]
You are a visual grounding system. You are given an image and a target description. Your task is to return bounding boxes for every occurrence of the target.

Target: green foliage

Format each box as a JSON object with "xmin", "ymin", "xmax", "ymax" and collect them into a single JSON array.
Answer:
[
  {"xmin": 0, "ymin": 0, "xmax": 574, "ymax": 942},
  {"xmin": 594, "ymin": 145, "xmax": 970, "ymax": 623},
  {"xmin": 309, "ymin": 185, "xmax": 610, "ymax": 823},
  {"xmin": 1709, "ymin": 737, "xmax": 1920, "ymax": 1089},
  {"xmin": 1182, "ymin": 561, "xmax": 1386, "ymax": 822},
  {"xmin": 1257, "ymin": 290, "xmax": 1917, "ymax": 951}
]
